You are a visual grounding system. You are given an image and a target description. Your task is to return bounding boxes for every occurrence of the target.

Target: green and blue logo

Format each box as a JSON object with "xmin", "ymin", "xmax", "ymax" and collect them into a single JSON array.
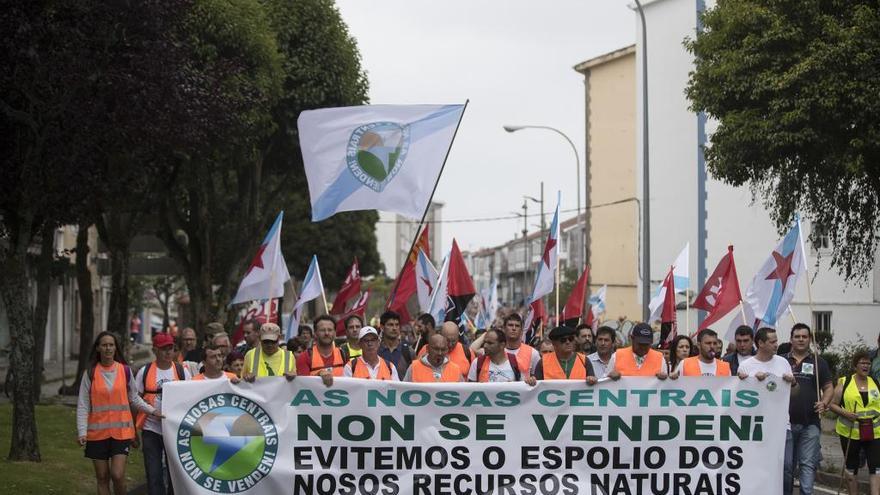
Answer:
[
  {"xmin": 176, "ymin": 394, "xmax": 278, "ymax": 493},
  {"xmin": 347, "ymin": 122, "xmax": 411, "ymax": 192}
]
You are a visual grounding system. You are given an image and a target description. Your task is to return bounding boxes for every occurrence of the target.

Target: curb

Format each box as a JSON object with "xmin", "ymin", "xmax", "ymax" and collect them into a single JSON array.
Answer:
[{"xmin": 817, "ymin": 469, "xmax": 870, "ymax": 492}]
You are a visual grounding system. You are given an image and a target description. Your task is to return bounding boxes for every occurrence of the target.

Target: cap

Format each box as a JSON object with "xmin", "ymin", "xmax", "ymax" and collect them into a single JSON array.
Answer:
[
  {"xmin": 260, "ymin": 323, "xmax": 282, "ymax": 342},
  {"xmin": 153, "ymin": 332, "xmax": 174, "ymax": 349},
  {"xmin": 548, "ymin": 325, "xmax": 576, "ymax": 341},
  {"xmin": 631, "ymin": 323, "xmax": 654, "ymax": 344},
  {"xmin": 357, "ymin": 326, "xmax": 379, "ymax": 340}
]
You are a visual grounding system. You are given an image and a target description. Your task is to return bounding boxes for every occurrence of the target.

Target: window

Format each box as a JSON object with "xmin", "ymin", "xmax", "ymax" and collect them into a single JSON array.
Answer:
[
  {"xmin": 813, "ymin": 311, "xmax": 832, "ymax": 332},
  {"xmin": 812, "ymin": 223, "xmax": 831, "ymax": 253}
]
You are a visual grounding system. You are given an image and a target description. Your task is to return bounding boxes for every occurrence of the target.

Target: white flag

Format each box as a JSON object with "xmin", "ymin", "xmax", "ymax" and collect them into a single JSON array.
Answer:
[
  {"xmin": 287, "ymin": 255, "xmax": 325, "ymax": 340},
  {"xmin": 428, "ymin": 252, "xmax": 450, "ymax": 326},
  {"xmin": 415, "ymin": 249, "xmax": 438, "ymax": 314},
  {"xmin": 298, "ymin": 104, "xmax": 465, "ymax": 221},
  {"xmin": 230, "ymin": 212, "xmax": 291, "ymax": 306},
  {"xmin": 743, "ymin": 216, "xmax": 807, "ymax": 328}
]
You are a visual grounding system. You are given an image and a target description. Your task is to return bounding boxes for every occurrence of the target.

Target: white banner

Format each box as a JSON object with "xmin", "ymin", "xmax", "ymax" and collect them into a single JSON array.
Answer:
[{"xmin": 163, "ymin": 377, "xmax": 788, "ymax": 495}]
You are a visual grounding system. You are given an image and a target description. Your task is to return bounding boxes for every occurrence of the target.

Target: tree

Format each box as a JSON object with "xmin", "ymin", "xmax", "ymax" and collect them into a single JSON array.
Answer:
[
  {"xmin": 685, "ymin": 0, "xmax": 880, "ymax": 280},
  {"xmin": 159, "ymin": 0, "xmax": 381, "ymax": 334}
]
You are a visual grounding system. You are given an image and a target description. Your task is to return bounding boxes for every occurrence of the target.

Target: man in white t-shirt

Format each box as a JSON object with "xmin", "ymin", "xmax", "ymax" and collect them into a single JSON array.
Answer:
[
  {"xmin": 737, "ymin": 327, "xmax": 796, "ymax": 384},
  {"xmin": 737, "ymin": 326, "xmax": 796, "ymax": 495},
  {"xmin": 468, "ymin": 328, "xmax": 537, "ymax": 384},
  {"xmin": 136, "ymin": 333, "xmax": 192, "ymax": 495}
]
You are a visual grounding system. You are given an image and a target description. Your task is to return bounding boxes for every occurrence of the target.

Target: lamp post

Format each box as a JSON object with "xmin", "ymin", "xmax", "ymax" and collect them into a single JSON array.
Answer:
[
  {"xmin": 503, "ymin": 125, "xmax": 583, "ymax": 271},
  {"xmin": 633, "ymin": 0, "xmax": 651, "ymax": 321}
]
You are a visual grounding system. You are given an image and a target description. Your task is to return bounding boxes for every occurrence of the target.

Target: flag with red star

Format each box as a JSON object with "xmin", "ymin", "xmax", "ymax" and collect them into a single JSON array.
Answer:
[
  {"xmin": 524, "ymin": 193, "xmax": 560, "ymax": 330},
  {"xmin": 743, "ymin": 216, "xmax": 807, "ymax": 327},
  {"xmin": 229, "ymin": 212, "xmax": 291, "ymax": 306},
  {"xmin": 330, "ymin": 258, "xmax": 361, "ymax": 315}
]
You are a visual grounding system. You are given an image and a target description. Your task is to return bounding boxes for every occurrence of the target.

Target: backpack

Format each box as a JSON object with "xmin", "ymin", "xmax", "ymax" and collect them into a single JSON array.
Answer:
[
  {"xmin": 140, "ymin": 361, "xmax": 186, "ymax": 394},
  {"xmin": 475, "ymin": 354, "xmax": 521, "ymax": 382},
  {"xmin": 839, "ymin": 374, "xmax": 880, "ymax": 407}
]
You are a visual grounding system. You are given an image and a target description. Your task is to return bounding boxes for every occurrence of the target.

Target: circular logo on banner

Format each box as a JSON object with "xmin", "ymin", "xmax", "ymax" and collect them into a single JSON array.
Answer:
[
  {"xmin": 176, "ymin": 394, "xmax": 278, "ymax": 493},
  {"xmin": 347, "ymin": 122, "xmax": 411, "ymax": 192}
]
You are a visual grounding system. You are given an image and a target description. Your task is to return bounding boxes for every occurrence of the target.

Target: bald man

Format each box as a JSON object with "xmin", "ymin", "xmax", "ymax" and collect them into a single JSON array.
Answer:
[
  {"xmin": 417, "ymin": 321, "xmax": 472, "ymax": 380},
  {"xmin": 405, "ymin": 334, "xmax": 462, "ymax": 382}
]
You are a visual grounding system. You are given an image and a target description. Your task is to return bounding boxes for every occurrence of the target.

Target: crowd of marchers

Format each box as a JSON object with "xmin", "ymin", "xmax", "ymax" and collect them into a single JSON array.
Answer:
[{"xmin": 77, "ymin": 310, "xmax": 880, "ymax": 495}]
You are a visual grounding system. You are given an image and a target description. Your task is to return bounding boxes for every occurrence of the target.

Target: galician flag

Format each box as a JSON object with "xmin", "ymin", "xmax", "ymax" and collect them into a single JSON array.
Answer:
[
  {"xmin": 298, "ymin": 104, "xmax": 466, "ymax": 222},
  {"xmin": 415, "ymin": 249, "xmax": 437, "ymax": 314},
  {"xmin": 287, "ymin": 255, "xmax": 325, "ymax": 339},
  {"xmin": 743, "ymin": 216, "xmax": 808, "ymax": 328},
  {"xmin": 475, "ymin": 277, "xmax": 498, "ymax": 330},
  {"xmin": 428, "ymin": 252, "xmax": 450, "ymax": 327},
  {"xmin": 587, "ymin": 285, "xmax": 607, "ymax": 325},
  {"xmin": 524, "ymin": 193, "xmax": 560, "ymax": 330},
  {"xmin": 230, "ymin": 212, "xmax": 291, "ymax": 306}
]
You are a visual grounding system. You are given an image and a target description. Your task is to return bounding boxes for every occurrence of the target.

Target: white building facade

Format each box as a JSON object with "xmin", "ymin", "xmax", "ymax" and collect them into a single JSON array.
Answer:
[{"xmin": 636, "ymin": 0, "xmax": 880, "ymax": 345}]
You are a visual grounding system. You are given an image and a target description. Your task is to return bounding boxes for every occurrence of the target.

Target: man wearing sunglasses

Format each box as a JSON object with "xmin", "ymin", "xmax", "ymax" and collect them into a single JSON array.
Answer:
[{"xmin": 533, "ymin": 326, "xmax": 598, "ymax": 383}]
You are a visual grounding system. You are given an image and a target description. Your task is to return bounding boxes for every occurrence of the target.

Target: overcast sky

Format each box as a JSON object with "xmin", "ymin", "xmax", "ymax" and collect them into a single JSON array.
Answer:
[{"xmin": 336, "ymin": 0, "xmax": 635, "ymax": 252}]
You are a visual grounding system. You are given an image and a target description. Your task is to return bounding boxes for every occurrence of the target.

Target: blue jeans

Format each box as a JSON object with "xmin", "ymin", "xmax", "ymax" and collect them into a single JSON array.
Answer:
[
  {"xmin": 785, "ymin": 424, "xmax": 821, "ymax": 495},
  {"xmin": 142, "ymin": 430, "xmax": 172, "ymax": 495}
]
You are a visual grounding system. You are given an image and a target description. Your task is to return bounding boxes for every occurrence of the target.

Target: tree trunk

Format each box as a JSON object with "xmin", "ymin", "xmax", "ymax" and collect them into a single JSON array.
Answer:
[
  {"xmin": 31, "ymin": 223, "xmax": 55, "ymax": 399},
  {"xmin": 96, "ymin": 212, "xmax": 136, "ymax": 354},
  {"xmin": 68, "ymin": 224, "xmax": 95, "ymax": 394},
  {"xmin": 0, "ymin": 214, "xmax": 40, "ymax": 461}
]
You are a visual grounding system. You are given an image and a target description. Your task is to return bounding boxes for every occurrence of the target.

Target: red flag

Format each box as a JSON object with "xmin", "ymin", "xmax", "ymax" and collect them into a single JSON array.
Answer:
[
  {"xmin": 444, "ymin": 239, "xmax": 476, "ymax": 323},
  {"xmin": 386, "ymin": 227, "xmax": 431, "ymax": 322},
  {"xmin": 561, "ymin": 266, "xmax": 590, "ymax": 325},
  {"xmin": 692, "ymin": 245, "xmax": 743, "ymax": 332},
  {"xmin": 526, "ymin": 298, "xmax": 546, "ymax": 341},
  {"xmin": 331, "ymin": 258, "xmax": 361, "ymax": 315},
  {"xmin": 335, "ymin": 290, "xmax": 370, "ymax": 336},
  {"xmin": 659, "ymin": 266, "xmax": 677, "ymax": 346}
]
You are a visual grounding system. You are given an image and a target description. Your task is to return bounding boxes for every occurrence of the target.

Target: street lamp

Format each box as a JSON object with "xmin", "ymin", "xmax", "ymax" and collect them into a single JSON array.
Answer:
[
  {"xmin": 503, "ymin": 125, "xmax": 584, "ymax": 272},
  {"xmin": 632, "ymin": 0, "xmax": 651, "ymax": 321}
]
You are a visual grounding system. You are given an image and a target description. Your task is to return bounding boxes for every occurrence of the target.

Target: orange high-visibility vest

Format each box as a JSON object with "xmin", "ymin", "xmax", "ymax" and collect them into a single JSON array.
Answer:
[
  {"xmin": 351, "ymin": 357, "xmax": 393, "ymax": 380},
  {"xmin": 614, "ymin": 348, "xmax": 665, "ymax": 376},
  {"xmin": 681, "ymin": 356, "xmax": 731, "ymax": 376},
  {"xmin": 136, "ymin": 361, "xmax": 184, "ymax": 429},
  {"xmin": 309, "ymin": 345, "xmax": 345, "ymax": 377},
  {"xmin": 506, "ymin": 344, "xmax": 536, "ymax": 376},
  {"xmin": 192, "ymin": 371, "xmax": 237, "ymax": 381},
  {"xmin": 541, "ymin": 353, "xmax": 588, "ymax": 380},
  {"xmin": 410, "ymin": 359, "xmax": 461, "ymax": 383},
  {"xmin": 418, "ymin": 343, "xmax": 472, "ymax": 378},
  {"xmin": 87, "ymin": 362, "xmax": 135, "ymax": 441}
]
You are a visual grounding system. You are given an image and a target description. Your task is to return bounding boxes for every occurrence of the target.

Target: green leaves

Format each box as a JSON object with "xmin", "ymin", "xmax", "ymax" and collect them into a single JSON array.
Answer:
[{"xmin": 687, "ymin": 0, "xmax": 880, "ymax": 280}]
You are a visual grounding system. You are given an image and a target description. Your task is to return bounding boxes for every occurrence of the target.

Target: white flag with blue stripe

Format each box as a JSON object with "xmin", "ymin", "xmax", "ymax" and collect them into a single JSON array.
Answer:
[
  {"xmin": 298, "ymin": 104, "xmax": 465, "ymax": 222},
  {"xmin": 743, "ymin": 216, "xmax": 807, "ymax": 328},
  {"xmin": 287, "ymin": 255, "xmax": 325, "ymax": 339}
]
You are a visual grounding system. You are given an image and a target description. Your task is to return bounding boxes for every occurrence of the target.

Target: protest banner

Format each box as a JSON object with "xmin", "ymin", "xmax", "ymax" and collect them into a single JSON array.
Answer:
[{"xmin": 163, "ymin": 377, "xmax": 787, "ymax": 495}]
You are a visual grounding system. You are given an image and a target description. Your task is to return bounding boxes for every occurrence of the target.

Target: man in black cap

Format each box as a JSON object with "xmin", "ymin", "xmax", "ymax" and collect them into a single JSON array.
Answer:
[
  {"xmin": 533, "ymin": 326, "xmax": 598, "ymax": 383},
  {"xmin": 607, "ymin": 323, "xmax": 668, "ymax": 379}
]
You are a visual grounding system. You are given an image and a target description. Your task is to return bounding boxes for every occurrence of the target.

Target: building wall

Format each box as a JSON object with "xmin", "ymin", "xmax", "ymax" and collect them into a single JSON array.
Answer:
[
  {"xmin": 577, "ymin": 47, "xmax": 641, "ymax": 321},
  {"xmin": 638, "ymin": 0, "xmax": 880, "ymax": 344},
  {"xmin": 376, "ymin": 202, "xmax": 443, "ymax": 278}
]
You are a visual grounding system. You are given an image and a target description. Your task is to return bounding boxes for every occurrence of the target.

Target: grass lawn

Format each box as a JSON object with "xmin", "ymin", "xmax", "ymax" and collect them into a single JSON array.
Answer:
[{"xmin": 0, "ymin": 403, "xmax": 146, "ymax": 494}]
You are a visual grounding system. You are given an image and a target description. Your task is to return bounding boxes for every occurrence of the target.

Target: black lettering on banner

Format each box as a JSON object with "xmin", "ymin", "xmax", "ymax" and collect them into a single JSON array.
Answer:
[
  {"xmin": 521, "ymin": 446, "xmax": 540, "ymax": 469},
  {"xmin": 588, "ymin": 447, "xmax": 609, "ymax": 469},
  {"xmin": 426, "ymin": 446, "xmax": 448, "ymax": 469},
  {"xmin": 338, "ymin": 473, "xmax": 355, "ymax": 495},
  {"xmin": 560, "ymin": 474, "xmax": 578, "ymax": 495},
  {"xmin": 482, "ymin": 446, "xmax": 505, "ymax": 470},
  {"xmin": 538, "ymin": 474, "xmax": 559, "ymax": 495},
  {"xmin": 727, "ymin": 446, "xmax": 744, "ymax": 469},
  {"xmin": 453, "ymin": 473, "xmax": 471, "ymax": 495},
  {"xmin": 382, "ymin": 474, "xmax": 400, "ymax": 495},
  {"xmin": 293, "ymin": 447, "xmax": 312, "ymax": 469},
  {"xmin": 520, "ymin": 474, "xmax": 537, "ymax": 495},
  {"xmin": 450, "ymin": 446, "xmax": 471, "ymax": 470},
  {"xmin": 412, "ymin": 474, "xmax": 430, "ymax": 494},
  {"xmin": 644, "ymin": 446, "xmax": 665, "ymax": 469}
]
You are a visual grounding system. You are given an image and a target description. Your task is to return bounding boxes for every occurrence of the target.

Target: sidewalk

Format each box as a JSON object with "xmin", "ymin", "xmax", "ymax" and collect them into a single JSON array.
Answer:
[
  {"xmin": 817, "ymin": 417, "xmax": 871, "ymax": 492},
  {"xmin": 0, "ymin": 343, "xmax": 155, "ymax": 405}
]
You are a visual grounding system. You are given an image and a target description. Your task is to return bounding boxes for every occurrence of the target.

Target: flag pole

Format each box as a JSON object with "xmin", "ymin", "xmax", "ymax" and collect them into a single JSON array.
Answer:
[
  {"xmin": 738, "ymin": 299, "xmax": 747, "ymax": 325},
  {"xmin": 555, "ymin": 255, "xmax": 560, "ymax": 326},
  {"xmin": 386, "ymin": 100, "xmax": 470, "ymax": 309},
  {"xmin": 686, "ymin": 293, "xmax": 690, "ymax": 335}
]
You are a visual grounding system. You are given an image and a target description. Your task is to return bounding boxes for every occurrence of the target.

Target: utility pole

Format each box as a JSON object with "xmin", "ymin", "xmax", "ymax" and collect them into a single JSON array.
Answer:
[{"xmin": 521, "ymin": 199, "xmax": 529, "ymax": 306}]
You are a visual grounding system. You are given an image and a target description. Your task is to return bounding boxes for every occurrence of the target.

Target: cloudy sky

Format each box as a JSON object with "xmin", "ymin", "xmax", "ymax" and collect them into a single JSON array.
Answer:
[{"xmin": 336, "ymin": 0, "xmax": 635, "ymax": 252}]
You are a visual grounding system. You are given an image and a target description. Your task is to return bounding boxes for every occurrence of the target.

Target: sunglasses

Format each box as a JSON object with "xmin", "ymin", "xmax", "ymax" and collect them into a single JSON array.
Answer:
[{"xmin": 557, "ymin": 336, "xmax": 576, "ymax": 343}]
